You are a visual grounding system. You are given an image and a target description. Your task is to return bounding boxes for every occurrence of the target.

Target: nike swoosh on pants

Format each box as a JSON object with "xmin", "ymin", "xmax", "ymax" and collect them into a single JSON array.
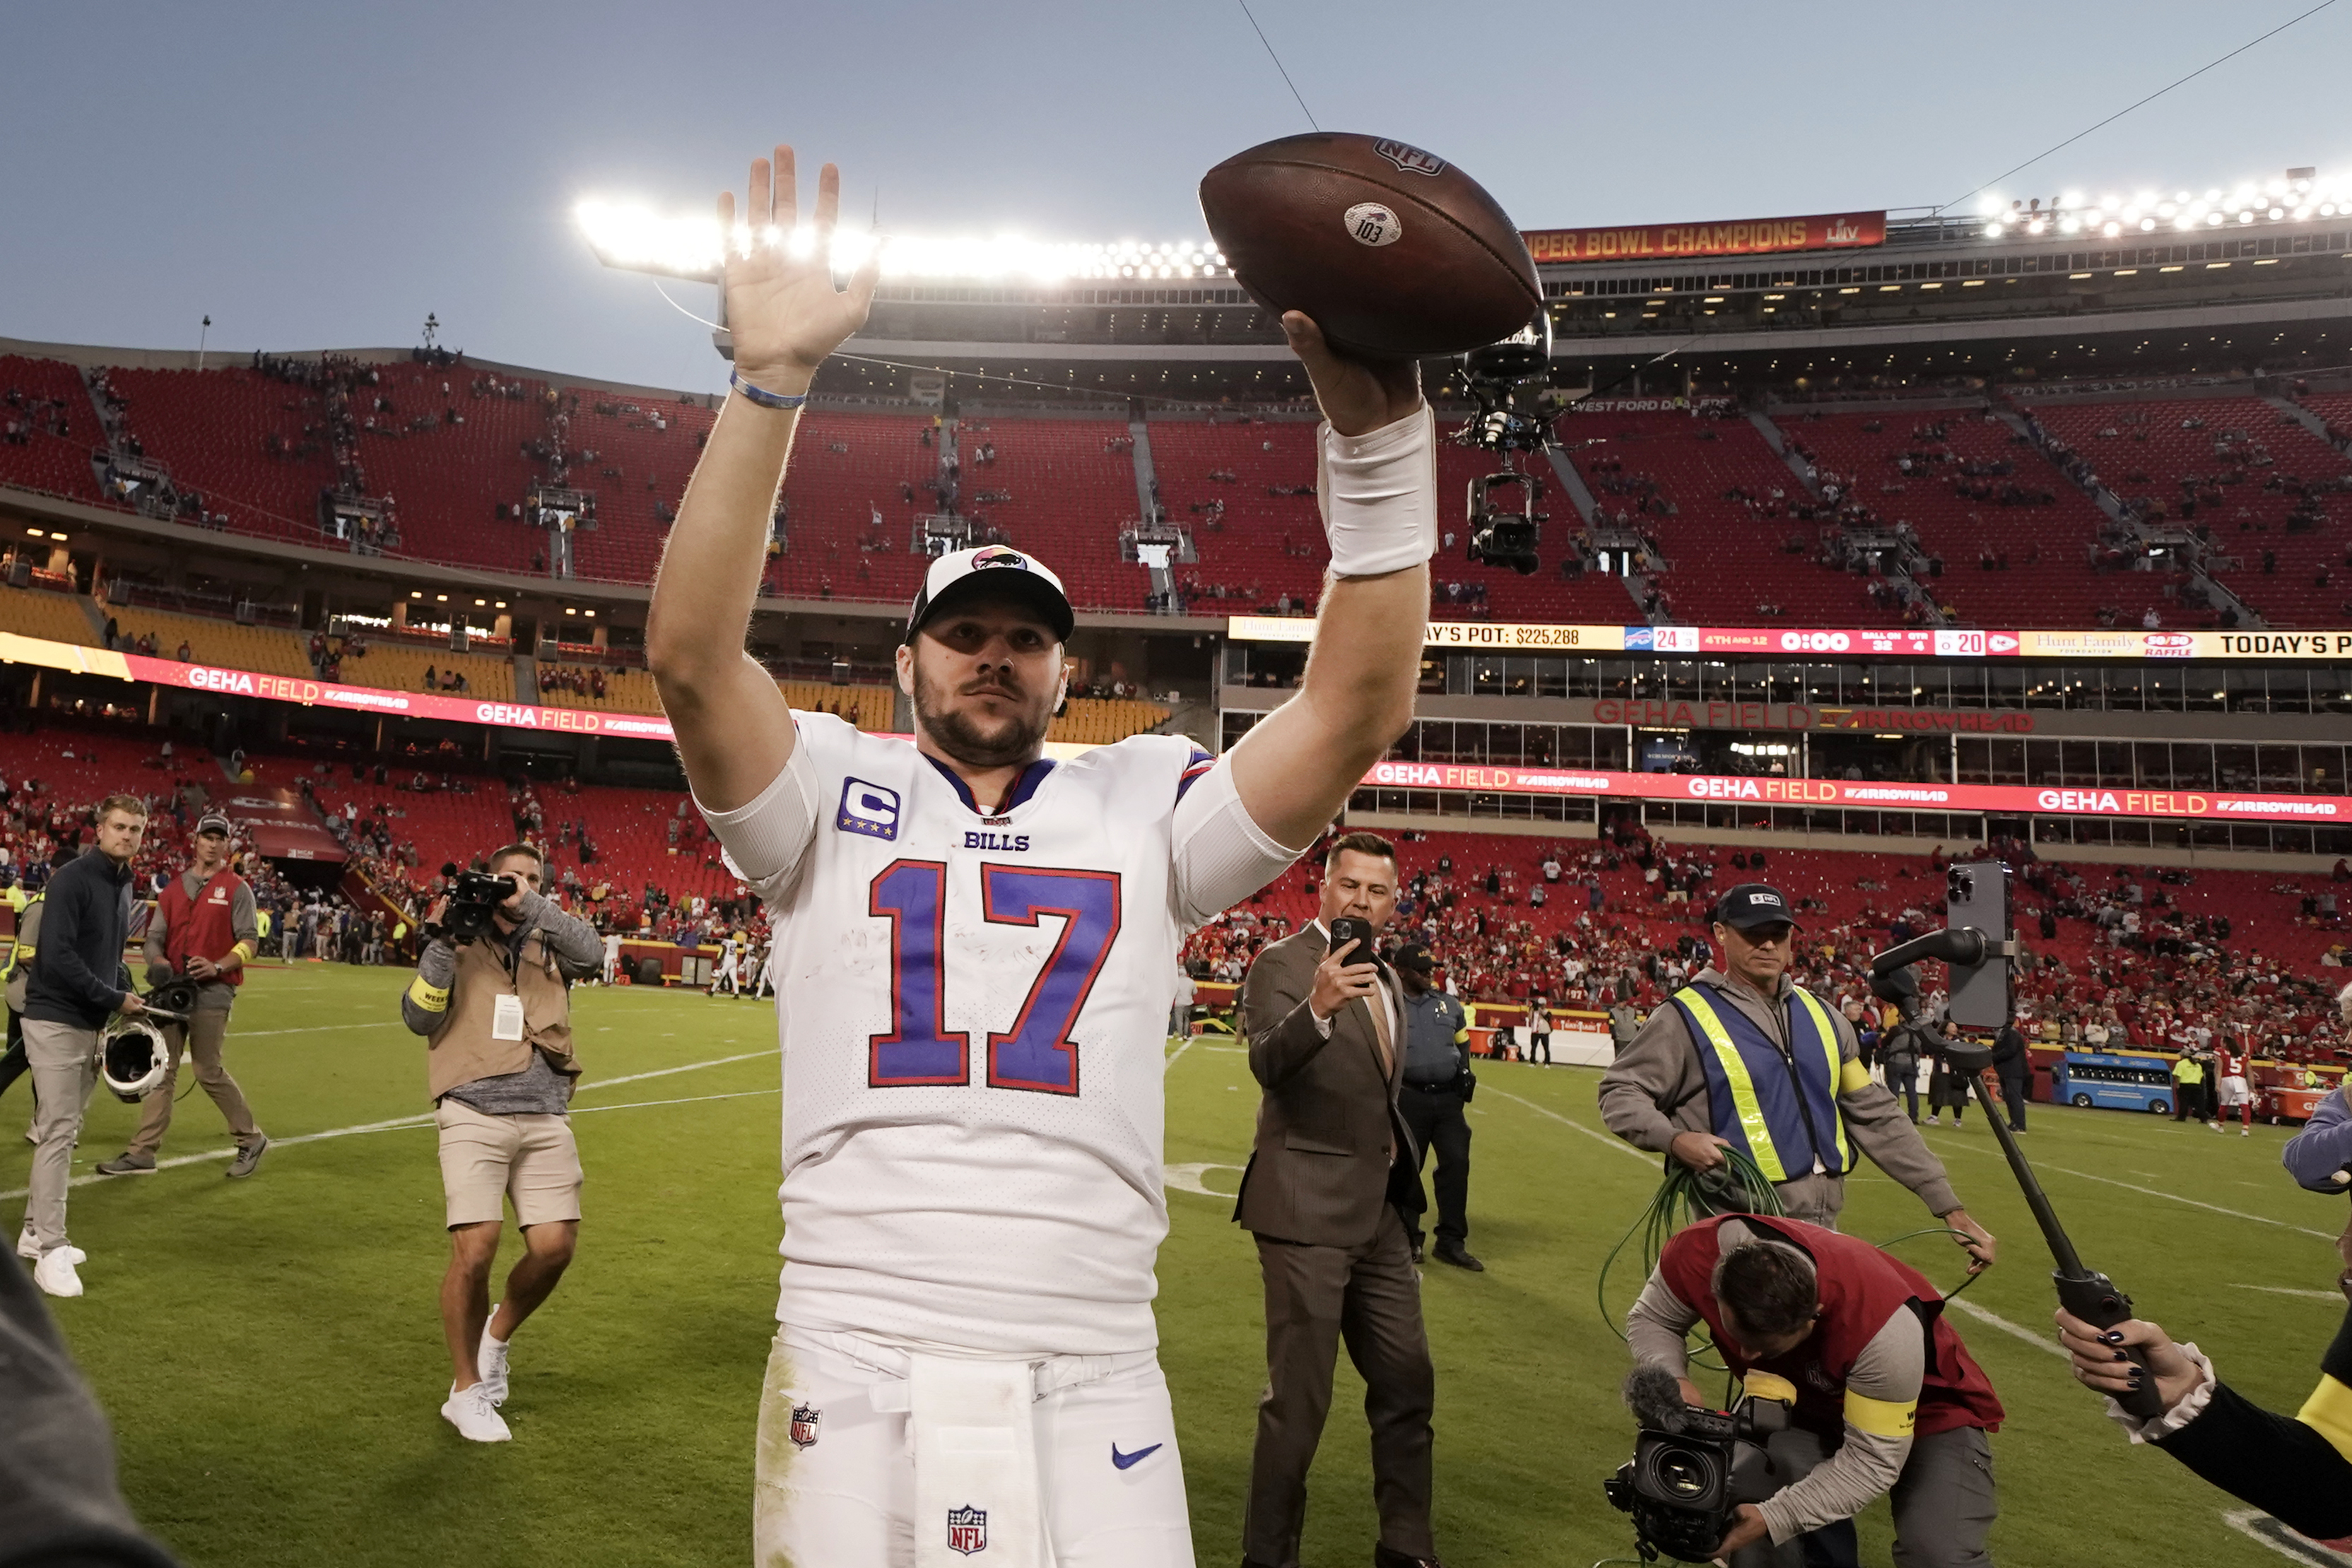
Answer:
[{"xmin": 1110, "ymin": 1442, "xmax": 1163, "ymax": 1470}]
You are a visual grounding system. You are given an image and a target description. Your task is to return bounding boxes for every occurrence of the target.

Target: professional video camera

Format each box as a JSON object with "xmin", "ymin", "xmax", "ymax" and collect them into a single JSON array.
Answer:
[
  {"xmin": 428, "ymin": 863, "xmax": 517, "ymax": 945},
  {"xmin": 1454, "ymin": 310, "xmax": 1553, "ymax": 574},
  {"xmin": 1867, "ymin": 859, "xmax": 2166, "ymax": 1420},
  {"xmin": 1604, "ymin": 1367, "xmax": 1796, "ymax": 1563}
]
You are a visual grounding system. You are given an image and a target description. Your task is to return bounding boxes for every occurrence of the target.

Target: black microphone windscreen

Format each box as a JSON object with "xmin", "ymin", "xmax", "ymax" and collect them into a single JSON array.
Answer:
[
  {"xmin": 440, "ymin": 862, "xmax": 459, "ymax": 878},
  {"xmin": 1623, "ymin": 1364, "xmax": 1690, "ymax": 1433}
]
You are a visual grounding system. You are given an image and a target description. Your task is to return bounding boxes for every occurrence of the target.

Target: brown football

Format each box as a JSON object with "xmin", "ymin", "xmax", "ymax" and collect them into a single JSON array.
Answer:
[{"xmin": 1199, "ymin": 131, "xmax": 1541, "ymax": 358}]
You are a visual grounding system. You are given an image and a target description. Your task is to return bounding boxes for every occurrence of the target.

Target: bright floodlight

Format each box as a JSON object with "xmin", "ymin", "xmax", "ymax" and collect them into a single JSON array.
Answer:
[{"xmin": 575, "ymin": 199, "xmax": 1226, "ymax": 286}]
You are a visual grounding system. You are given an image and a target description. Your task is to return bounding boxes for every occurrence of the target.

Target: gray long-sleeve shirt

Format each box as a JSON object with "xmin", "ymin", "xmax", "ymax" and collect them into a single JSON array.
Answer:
[
  {"xmin": 1597, "ymin": 965, "xmax": 1963, "ymax": 1222},
  {"xmin": 2283, "ymin": 1087, "xmax": 2352, "ymax": 1192},
  {"xmin": 1627, "ymin": 1218, "xmax": 1924, "ymax": 1545},
  {"xmin": 144, "ymin": 869, "xmax": 259, "ymax": 1012},
  {"xmin": 399, "ymin": 888, "xmax": 601, "ymax": 1115}
]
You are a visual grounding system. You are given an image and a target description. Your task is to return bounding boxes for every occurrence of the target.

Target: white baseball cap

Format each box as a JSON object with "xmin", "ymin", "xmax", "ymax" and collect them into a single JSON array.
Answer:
[{"xmin": 903, "ymin": 545, "xmax": 1074, "ymax": 644}]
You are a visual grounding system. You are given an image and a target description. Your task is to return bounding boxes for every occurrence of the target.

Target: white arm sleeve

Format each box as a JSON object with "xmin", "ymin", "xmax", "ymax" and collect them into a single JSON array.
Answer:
[
  {"xmin": 693, "ymin": 739, "xmax": 823, "ymax": 908},
  {"xmin": 1317, "ymin": 405, "xmax": 1437, "ymax": 577},
  {"xmin": 1169, "ymin": 754, "xmax": 1312, "ymax": 931}
]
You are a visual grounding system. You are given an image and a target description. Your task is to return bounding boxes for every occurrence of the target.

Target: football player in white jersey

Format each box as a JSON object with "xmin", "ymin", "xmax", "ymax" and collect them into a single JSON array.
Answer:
[
  {"xmin": 645, "ymin": 146, "xmax": 1434, "ymax": 1568},
  {"xmin": 710, "ymin": 930, "xmax": 744, "ymax": 997}
]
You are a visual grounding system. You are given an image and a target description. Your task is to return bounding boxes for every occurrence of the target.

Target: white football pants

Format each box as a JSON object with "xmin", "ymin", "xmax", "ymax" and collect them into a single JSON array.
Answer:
[{"xmin": 753, "ymin": 1324, "xmax": 1194, "ymax": 1568}]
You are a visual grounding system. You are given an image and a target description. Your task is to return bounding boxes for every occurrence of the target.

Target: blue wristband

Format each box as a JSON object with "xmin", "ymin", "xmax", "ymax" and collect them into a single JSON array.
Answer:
[{"xmin": 730, "ymin": 370, "xmax": 808, "ymax": 410}]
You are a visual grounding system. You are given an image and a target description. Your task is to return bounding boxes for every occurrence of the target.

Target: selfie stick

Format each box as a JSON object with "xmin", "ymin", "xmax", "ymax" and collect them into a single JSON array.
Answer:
[{"xmin": 1938, "ymin": 1034, "xmax": 2165, "ymax": 1418}]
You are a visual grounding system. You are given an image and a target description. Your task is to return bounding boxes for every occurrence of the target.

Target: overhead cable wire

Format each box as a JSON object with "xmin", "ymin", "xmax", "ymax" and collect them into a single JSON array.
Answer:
[{"xmin": 1936, "ymin": 0, "xmax": 2341, "ymax": 214}]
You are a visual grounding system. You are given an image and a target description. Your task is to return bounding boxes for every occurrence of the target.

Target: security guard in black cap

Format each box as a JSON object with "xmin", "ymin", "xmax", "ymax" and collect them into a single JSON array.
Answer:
[{"xmin": 1392, "ymin": 943, "xmax": 1481, "ymax": 1271}]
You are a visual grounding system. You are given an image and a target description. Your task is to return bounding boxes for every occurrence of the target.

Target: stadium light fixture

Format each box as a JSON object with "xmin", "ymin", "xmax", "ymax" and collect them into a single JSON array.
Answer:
[{"xmin": 576, "ymin": 199, "xmax": 1228, "ymax": 288}]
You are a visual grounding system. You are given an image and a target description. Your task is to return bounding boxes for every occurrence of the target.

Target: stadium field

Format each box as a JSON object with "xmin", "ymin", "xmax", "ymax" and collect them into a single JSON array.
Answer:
[{"xmin": 5, "ymin": 963, "xmax": 2343, "ymax": 1567}]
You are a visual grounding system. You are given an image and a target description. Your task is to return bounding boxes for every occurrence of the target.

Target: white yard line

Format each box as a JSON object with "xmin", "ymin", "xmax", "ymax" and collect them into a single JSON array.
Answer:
[
  {"xmin": 0, "ymin": 1050, "xmax": 779, "ymax": 1203},
  {"xmin": 1164, "ymin": 1035, "xmax": 1201, "ymax": 1073},
  {"xmin": 1936, "ymin": 1140, "xmax": 2339, "ymax": 1242},
  {"xmin": 2221, "ymin": 1507, "xmax": 2352, "ymax": 1565},
  {"xmin": 239, "ymin": 1020, "xmax": 406, "ymax": 1037},
  {"xmin": 2229, "ymin": 1283, "xmax": 2350, "ymax": 1302},
  {"xmin": 1944, "ymin": 1297, "xmax": 2066, "ymax": 1358},
  {"xmin": 577, "ymin": 1049, "xmax": 777, "ymax": 1092},
  {"xmin": 1483, "ymin": 1085, "xmax": 1654, "ymax": 1165}
]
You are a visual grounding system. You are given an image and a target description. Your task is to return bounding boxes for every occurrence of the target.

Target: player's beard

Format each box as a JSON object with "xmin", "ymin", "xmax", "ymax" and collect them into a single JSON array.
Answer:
[{"xmin": 910, "ymin": 661, "xmax": 1053, "ymax": 770}]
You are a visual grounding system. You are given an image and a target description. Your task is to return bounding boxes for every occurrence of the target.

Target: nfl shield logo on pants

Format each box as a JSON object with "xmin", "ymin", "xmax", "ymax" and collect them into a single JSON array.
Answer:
[
  {"xmin": 946, "ymin": 1504, "xmax": 988, "ymax": 1555},
  {"xmin": 788, "ymin": 1403, "xmax": 821, "ymax": 1449}
]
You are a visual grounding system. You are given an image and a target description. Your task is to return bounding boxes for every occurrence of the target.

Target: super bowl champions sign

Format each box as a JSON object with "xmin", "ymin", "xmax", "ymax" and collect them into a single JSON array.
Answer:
[{"xmin": 1522, "ymin": 211, "xmax": 1886, "ymax": 264}]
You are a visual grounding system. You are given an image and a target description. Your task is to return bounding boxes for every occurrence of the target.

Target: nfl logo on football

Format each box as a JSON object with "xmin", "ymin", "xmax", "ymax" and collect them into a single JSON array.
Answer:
[
  {"xmin": 946, "ymin": 1504, "xmax": 989, "ymax": 1556},
  {"xmin": 787, "ymin": 1403, "xmax": 821, "ymax": 1449},
  {"xmin": 1370, "ymin": 138, "xmax": 1446, "ymax": 177}
]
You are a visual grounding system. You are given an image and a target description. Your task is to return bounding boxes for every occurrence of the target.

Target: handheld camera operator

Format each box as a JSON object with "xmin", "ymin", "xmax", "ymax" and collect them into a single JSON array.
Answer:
[
  {"xmin": 1629, "ymin": 1215, "xmax": 2006, "ymax": 1565},
  {"xmin": 1599, "ymin": 884, "xmax": 1997, "ymax": 1273},
  {"xmin": 1392, "ymin": 942, "xmax": 1480, "ymax": 1272},
  {"xmin": 399, "ymin": 845, "xmax": 601, "ymax": 1442},
  {"xmin": 20, "ymin": 795, "xmax": 150, "ymax": 1299},
  {"xmin": 2048, "ymin": 979, "xmax": 2352, "ymax": 1543},
  {"xmin": 95, "ymin": 812, "xmax": 268, "ymax": 1179},
  {"xmin": 1237, "ymin": 832, "xmax": 1443, "ymax": 1568}
]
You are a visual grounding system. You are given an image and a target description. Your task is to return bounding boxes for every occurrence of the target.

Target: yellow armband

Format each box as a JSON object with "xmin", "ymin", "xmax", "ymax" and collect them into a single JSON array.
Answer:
[
  {"xmin": 1843, "ymin": 1389, "xmax": 1918, "ymax": 1439},
  {"xmin": 1840, "ymin": 1059, "xmax": 1876, "ymax": 1095},
  {"xmin": 2296, "ymin": 1373, "xmax": 2352, "ymax": 1463},
  {"xmin": 406, "ymin": 975, "xmax": 451, "ymax": 1013}
]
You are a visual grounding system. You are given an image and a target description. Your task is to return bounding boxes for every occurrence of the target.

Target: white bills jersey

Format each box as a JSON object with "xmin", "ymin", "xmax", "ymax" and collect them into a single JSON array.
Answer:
[{"xmin": 701, "ymin": 712, "xmax": 1300, "ymax": 1355}]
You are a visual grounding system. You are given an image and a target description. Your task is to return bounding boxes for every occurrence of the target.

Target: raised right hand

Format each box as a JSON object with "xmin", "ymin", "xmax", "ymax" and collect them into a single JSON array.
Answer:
[
  {"xmin": 718, "ymin": 146, "xmax": 882, "ymax": 393},
  {"xmin": 1280, "ymin": 312, "xmax": 1421, "ymax": 438},
  {"xmin": 1669, "ymin": 1130, "xmax": 1731, "ymax": 1172},
  {"xmin": 1308, "ymin": 938, "xmax": 1382, "ymax": 1022}
]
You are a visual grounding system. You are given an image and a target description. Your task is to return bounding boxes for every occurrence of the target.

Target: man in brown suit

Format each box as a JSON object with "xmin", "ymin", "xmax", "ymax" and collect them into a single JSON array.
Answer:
[{"xmin": 1237, "ymin": 831, "xmax": 1440, "ymax": 1568}]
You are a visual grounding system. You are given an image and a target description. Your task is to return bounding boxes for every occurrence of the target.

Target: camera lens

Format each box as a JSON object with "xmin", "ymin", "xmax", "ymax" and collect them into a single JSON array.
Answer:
[{"xmin": 1646, "ymin": 1444, "xmax": 1718, "ymax": 1501}]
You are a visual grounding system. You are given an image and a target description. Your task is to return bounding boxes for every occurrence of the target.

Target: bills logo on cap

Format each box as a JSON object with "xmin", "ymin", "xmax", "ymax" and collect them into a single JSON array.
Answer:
[
  {"xmin": 788, "ymin": 1403, "xmax": 821, "ymax": 1449},
  {"xmin": 968, "ymin": 546, "xmax": 1030, "ymax": 572},
  {"xmin": 837, "ymin": 779, "xmax": 902, "ymax": 842},
  {"xmin": 946, "ymin": 1505, "xmax": 988, "ymax": 1555},
  {"xmin": 1372, "ymin": 138, "xmax": 1447, "ymax": 177}
]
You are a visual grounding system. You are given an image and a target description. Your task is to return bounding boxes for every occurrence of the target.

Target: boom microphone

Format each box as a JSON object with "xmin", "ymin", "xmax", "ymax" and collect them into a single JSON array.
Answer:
[{"xmin": 1623, "ymin": 1364, "xmax": 1691, "ymax": 1433}]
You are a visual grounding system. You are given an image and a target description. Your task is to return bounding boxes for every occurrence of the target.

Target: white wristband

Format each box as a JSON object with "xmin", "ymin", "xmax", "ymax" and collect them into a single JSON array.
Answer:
[{"xmin": 1317, "ymin": 405, "xmax": 1437, "ymax": 577}]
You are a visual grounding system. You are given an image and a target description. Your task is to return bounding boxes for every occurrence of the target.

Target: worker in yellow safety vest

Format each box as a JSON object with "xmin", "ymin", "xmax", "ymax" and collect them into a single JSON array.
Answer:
[{"xmin": 1599, "ymin": 883, "xmax": 1998, "ymax": 1277}]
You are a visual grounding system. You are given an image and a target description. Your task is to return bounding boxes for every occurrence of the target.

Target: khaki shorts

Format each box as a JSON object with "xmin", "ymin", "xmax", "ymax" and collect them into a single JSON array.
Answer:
[{"xmin": 435, "ymin": 1100, "xmax": 583, "ymax": 1230}]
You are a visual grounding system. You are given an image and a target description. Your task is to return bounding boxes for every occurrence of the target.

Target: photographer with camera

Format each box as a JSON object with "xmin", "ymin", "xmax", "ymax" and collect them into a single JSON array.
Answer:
[
  {"xmin": 399, "ymin": 846, "xmax": 601, "ymax": 1443},
  {"xmin": 1626, "ymin": 1214, "xmax": 2006, "ymax": 1565},
  {"xmin": 1599, "ymin": 885, "xmax": 1997, "ymax": 1273}
]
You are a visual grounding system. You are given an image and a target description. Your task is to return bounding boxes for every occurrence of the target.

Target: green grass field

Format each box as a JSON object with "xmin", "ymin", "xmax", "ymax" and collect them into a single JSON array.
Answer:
[{"xmin": 6, "ymin": 963, "xmax": 2346, "ymax": 1567}]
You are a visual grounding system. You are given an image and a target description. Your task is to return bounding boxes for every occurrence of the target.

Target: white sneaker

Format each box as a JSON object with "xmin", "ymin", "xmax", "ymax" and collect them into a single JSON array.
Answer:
[
  {"xmin": 2241, "ymin": 1127, "xmax": 2250, "ymax": 1137},
  {"xmin": 478, "ymin": 1314, "xmax": 511, "ymax": 1406},
  {"xmin": 441, "ymin": 1381, "xmax": 511, "ymax": 1442},
  {"xmin": 1923, "ymin": 1116, "xmax": 1940, "ymax": 1126},
  {"xmin": 16, "ymin": 1226, "xmax": 86, "ymax": 1266},
  {"xmin": 33, "ymin": 1247, "xmax": 83, "ymax": 1298}
]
